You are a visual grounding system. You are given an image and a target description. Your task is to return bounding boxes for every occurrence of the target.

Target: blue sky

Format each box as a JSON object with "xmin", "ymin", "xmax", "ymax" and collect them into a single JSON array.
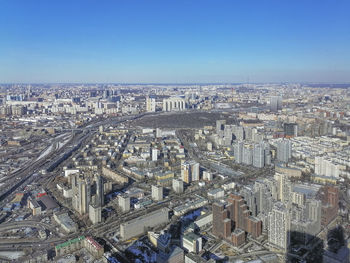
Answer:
[{"xmin": 0, "ymin": 0, "xmax": 349, "ymax": 83}]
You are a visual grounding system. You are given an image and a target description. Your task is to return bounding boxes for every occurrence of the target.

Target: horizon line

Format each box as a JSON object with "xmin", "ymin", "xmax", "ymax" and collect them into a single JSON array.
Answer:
[{"xmin": 1, "ymin": 81, "xmax": 350, "ymax": 86}]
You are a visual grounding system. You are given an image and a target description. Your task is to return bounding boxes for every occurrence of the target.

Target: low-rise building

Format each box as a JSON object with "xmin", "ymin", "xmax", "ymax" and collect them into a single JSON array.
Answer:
[
  {"xmin": 53, "ymin": 212, "xmax": 78, "ymax": 233},
  {"xmin": 120, "ymin": 208, "xmax": 169, "ymax": 240},
  {"xmin": 207, "ymin": 188, "xmax": 224, "ymax": 199},
  {"xmin": 182, "ymin": 232, "xmax": 202, "ymax": 254}
]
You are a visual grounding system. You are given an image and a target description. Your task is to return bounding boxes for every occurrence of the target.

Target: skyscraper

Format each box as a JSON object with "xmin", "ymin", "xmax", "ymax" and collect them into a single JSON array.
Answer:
[
  {"xmin": 270, "ymin": 96, "xmax": 282, "ymax": 112},
  {"xmin": 71, "ymin": 174, "xmax": 92, "ymax": 215},
  {"xmin": 89, "ymin": 203, "xmax": 102, "ymax": 224},
  {"xmin": 234, "ymin": 141, "xmax": 243, "ymax": 164},
  {"xmin": 216, "ymin": 120, "xmax": 226, "ymax": 137},
  {"xmin": 162, "ymin": 97, "xmax": 186, "ymax": 111},
  {"xmin": 275, "ymin": 173, "xmax": 291, "ymax": 204},
  {"xmin": 321, "ymin": 186, "xmax": 339, "ymax": 226},
  {"xmin": 146, "ymin": 96, "xmax": 156, "ymax": 112},
  {"xmin": 268, "ymin": 202, "xmax": 290, "ymax": 251},
  {"xmin": 242, "ymin": 146, "xmax": 253, "ymax": 165},
  {"xmin": 172, "ymin": 179, "xmax": 184, "ymax": 194},
  {"xmin": 283, "ymin": 123, "xmax": 298, "ymax": 137},
  {"xmin": 191, "ymin": 161, "xmax": 200, "ymax": 181},
  {"xmin": 263, "ymin": 142, "xmax": 272, "ymax": 165},
  {"xmin": 253, "ymin": 143, "xmax": 265, "ymax": 168},
  {"xmin": 152, "ymin": 185, "xmax": 163, "ymax": 201},
  {"xmin": 212, "ymin": 194, "xmax": 262, "ymax": 242},
  {"xmin": 181, "ymin": 162, "xmax": 191, "ymax": 184},
  {"xmin": 95, "ymin": 174, "xmax": 104, "ymax": 207},
  {"xmin": 118, "ymin": 194, "xmax": 130, "ymax": 212},
  {"xmin": 276, "ymin": 139, "xmax": 292, "ymax": 163},
  {"xmin": 181, "ymin": 161, "xmax": 199, "ymax": 183},
  {"xmin": 152, "ymin": 148, "xmax": 158, "ymax": 161}
]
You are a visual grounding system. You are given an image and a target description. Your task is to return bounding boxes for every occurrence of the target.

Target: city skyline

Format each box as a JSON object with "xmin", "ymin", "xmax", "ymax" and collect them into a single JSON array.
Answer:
[
  {"xmin": 0, "ymin": 82, "xmax": 349, "ymax": 261},
  {"xmin": 1, "ymin": 0, "xmax": 350, "ymax": 83}
]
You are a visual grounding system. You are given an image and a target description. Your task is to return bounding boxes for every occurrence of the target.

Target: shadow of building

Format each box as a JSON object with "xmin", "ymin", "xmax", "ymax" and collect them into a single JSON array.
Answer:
[{"xmin": 287, "ymin": 226, "xmax": 349, "ymax": 263}]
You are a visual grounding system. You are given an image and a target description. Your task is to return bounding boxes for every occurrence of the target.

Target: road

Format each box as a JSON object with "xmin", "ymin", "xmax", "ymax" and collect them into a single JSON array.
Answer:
[
  {"xmin": 0, "ymin": 220, "xmax": 55, "ymax": 232},
  {"xmin": 0, "ymin": 110, "xmax": 256, "ymax": 260},
  {"xmin": 0, "ymin": 112, "xmax": 153, "ymax": 207}
]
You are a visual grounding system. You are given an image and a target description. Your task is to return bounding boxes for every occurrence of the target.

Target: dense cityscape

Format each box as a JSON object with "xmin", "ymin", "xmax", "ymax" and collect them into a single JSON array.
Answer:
[{"xmin": 0, "ymin": 83, "xmax": 349, "ymax": 262}]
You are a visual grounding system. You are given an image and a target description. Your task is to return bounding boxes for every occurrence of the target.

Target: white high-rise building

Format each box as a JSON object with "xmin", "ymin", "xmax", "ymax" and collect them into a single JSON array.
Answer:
[
  {"xmin": 95, "ymin": 174, "xmax": 104, "ymax": 206},
  {"xmin": 152, "ymin": 148, "xmax": 158, "ymax": 161},
  {"xmin": 182, "ymin": 232, "xmax": 202, "ymax": 253},
  {"xmin": 162, "ymin": 97, "xmax": 186, "ymax": 112},
  {"xmin": 275, "ymin": 173, "xmax": 292, "ymax": 204},
  {"xmin": 234, "ymin": 141, "xmax": 243, "ymax": 164},
  {"xmin": 156, "ymin": 128, "xmax": 162, "ymax": 138},
  {"xmin": 89, "ymin": 203, "xmax": 102, "ymax": 224},
  {"xmin": 146, "ymin": 96, "xmax": 156, "ymax": 112},
  {"xmin": 253, "ymin": 143, "xmax": 265, "ymax": 168},
  {"xmin": 315, "ymin": 156, "xmax": 340, "ymax": 178},
  {"xmin": 277, "ymin": 139, "xmax": 292, "ymax": 163},
  {"xmin": 152, "ymin": 185, "xmax": 163, "ymax": 201},
  {"xmin": 118, "ymin": 195, "xmax": 130, "ymax": 212},
  {"xmin": 71, "ymin": 174, "xmax": 91, "ymax": 215},
  {"xmin": 268, "ymin": 202, "xmax": 290, "ymax": 251},
  {"xmin": 172, "ymin": 179, "xmax": 184, "ymax": 194},
  {"xmin": 270, "ymin": 96, "xmax": 282, "ymax": 112},
  {"xmin": 207, "ymin": 142, "xmax": 213, "ymax": 151},
  {"xmin": 242, "ymin": 146, "xmax": 253, "ymax": 165},
  {"xmin": 191, "ymin": 161, "xmax": 200, "ymax": 181},
  {"xmin": 203, "ymin": 171, "xmax": 213, "ymax": 181},
  {"xmin": 181, "ymin": 161, "xmax": 199, "ymax": 183},
  {"xmin": 216, "ymin": 120, "xmax": 226, "ymax": 137}
]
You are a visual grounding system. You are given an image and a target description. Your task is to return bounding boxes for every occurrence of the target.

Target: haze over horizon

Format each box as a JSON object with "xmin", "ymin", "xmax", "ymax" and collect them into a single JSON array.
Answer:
[{"xmin": 1, "ymin": 0, "xmax": 349, "ymax": 83}]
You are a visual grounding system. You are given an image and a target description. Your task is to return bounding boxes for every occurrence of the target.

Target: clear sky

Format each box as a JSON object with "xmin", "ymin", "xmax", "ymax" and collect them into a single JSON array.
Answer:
[{"xmin": 0, "ymin": 0, "xmax": 349, "ymax": 83}]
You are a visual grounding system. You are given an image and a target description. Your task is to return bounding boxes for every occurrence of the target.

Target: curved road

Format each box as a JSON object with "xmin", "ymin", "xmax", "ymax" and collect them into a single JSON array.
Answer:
[{"xmin": 0, "ymin": 220, "xmax": 55, "ymax": 232}]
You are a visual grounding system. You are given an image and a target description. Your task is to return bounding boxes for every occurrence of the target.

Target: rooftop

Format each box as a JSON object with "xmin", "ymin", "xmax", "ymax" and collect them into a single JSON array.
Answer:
[{"xmin": 55, "ymin": 236, "xmax": 85, "ymax": 250}]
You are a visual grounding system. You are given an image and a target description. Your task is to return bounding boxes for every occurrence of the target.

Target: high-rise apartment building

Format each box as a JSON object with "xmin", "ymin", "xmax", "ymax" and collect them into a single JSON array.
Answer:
[
  {"xmin": 270, "ymin": 96, "xmax": 282, "ymax": 112},
  {"xmin": 146, "ymin": 96, "xmax": 156, "ymax": 112},
  {"xmin": 268, "ymin": 202, "xmax": 290, "ymax": 251},
  {"xmin": 152, "ymin": 148, "xmax": 158, "ymax": 161},
  {"xmin": 212, "ymin": 194, "xmax": 262, "ymax": 245},
  {"xmin": 253, "ymin": 143, "xmax": 265, "ymax": 168},
  {"xmin": 162, "ymin": 97, "xmax": 186, "ymax": 111},
  {"xmin": 172, "ymin": 179, "xmax": 184, "ymax": 194},
  {"xmin": 71, "ymin": 173, "xmax": 104, "ymax": 225},
  {"xmin": 182, "ymin": 232, "xmax": 202, "ymax": 254},
  {"xmin": 242, "ymin": 146, "xmax": 253, "ymax": 165},
  {"xmin": 152, "ymin": 185, "xmax": 163, "ymax": 201},
  {"xmin": 89, "ymin": 203, "xmax": 102, "ymax": 224},
  {"xmin": 118, "ymin": 194, "xmax": 130, "ymax": 212},
  {"xmin": 181, "ymin": 161, "xmax": 199, "ymax": 183},
  {"xmin": 321, "ymin": 186, "xmax": 339, "ymax": 226},
  {"xmin": 216, "ymin": 120, "xmax": 226, "ymax": 137},
  {"xmin": 315, "ymin": 157, "xmax": 340, "ymax": 178},
  {"xmin": 283, "ymin": 123, "xmax": 298, "ymax": 137},
  {"xmin": 71, "ymin": 174, "xmax": 91, "ymax": 215},
  {"xmin": 275, "ymin": 173, "xmax": 292, "ymax": 204},
  {"xmin": 95, "ymin": 175, "xmax": 104, "ymax": 206},
  {"xmin": 276, "ymin": 139, "xmax": 292, "ymax": 163},
  {"xmin": 234, "ymin": 141, "xmax": 243, "ymax": 164}
]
